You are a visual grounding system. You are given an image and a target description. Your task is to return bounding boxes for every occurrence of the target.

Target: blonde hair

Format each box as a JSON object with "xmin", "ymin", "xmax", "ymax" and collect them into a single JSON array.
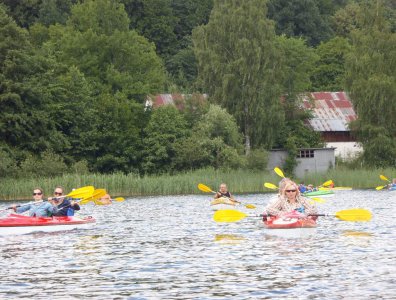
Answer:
[
  {"xmin": 279, "ymin": 178, "xmax": 292, "ymax": 194},
  {"xmin": 281, "ymin": 181, "xmax": 300, "ymax": 198}
]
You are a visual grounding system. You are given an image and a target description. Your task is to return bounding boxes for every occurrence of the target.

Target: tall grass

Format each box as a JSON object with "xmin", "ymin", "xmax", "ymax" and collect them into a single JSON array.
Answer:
[{"xmin": 0, "ymin": 167, "xmax": 394, "ymax": 201}]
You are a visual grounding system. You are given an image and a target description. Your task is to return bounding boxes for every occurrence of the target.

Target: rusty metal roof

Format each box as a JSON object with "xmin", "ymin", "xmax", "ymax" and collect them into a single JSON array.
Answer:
[
  {"xmin": 302, "ymin": 92, "xmax": 357, "ymax": 132},
  {"xmin": 145, "ymin": 94, "xmax": 208, "ymax": 109}
]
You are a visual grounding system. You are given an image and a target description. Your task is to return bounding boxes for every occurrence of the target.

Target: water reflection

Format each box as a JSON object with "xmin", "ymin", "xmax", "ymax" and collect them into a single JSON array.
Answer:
[
  {"xmin": 342, "ymin": 230, "xmax": 373, "ymax": 237},
  {"xmin": 0, "ymin": 191, "xmax": 395, "ymax": 299},
  {"xmin": 214, "ymin": 234, "xmax": 245, "ymax": 244}
]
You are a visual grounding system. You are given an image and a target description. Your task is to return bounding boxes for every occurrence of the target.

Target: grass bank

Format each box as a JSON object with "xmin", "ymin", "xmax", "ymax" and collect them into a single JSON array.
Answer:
[{"xmin": 0, "ymin": 167, "xmax": 394, "ymax": 201}]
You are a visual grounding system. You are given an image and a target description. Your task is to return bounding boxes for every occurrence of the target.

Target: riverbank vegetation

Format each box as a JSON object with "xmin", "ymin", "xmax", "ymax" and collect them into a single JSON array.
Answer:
[
  {"xmin": 0, "ymin": 1, "xmax": 395, "ymax": 188},
  {"xmin": 1, "ymin": 167, "xmax": 394, "ymax": 201}
]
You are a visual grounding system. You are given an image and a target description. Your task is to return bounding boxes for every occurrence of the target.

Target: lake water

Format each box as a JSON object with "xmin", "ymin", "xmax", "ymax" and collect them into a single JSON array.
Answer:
[{"xmin": 0, "ymin": 190, "xmax": 395, "ymax": 299}]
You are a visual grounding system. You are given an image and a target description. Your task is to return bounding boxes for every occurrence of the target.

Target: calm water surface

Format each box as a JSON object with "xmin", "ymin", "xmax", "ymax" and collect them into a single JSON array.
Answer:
[{"xmin": 0, "ymin": 190, "xmax": 395, "ymax": 299}]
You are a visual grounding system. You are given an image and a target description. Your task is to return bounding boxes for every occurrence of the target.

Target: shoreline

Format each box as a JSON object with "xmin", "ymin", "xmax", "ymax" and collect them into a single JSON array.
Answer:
[{"xmin": 0, "ymin": 167, "xmax": 394, "ymax": 201}]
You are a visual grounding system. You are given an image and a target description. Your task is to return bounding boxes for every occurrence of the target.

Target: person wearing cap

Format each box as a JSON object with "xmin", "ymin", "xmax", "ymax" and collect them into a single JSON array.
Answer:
[
  {"xmin": 49, "ymin": 186, "xmax": 80, "ymax": 216},
  {"xmin": 12, "ymin": 188, "xmax": 57, "ymax": 217}
]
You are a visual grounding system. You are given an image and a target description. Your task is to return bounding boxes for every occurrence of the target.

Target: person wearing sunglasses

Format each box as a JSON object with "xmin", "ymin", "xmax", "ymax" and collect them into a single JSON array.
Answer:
[
  {"xmin": 265, "ymin": 180, "xmax": 318, "ymax": 217},
  {"xmin": 12, "ymin": 188, "xmax": 57, "ymax": 217},
  {"xmin": 49, "ymin": 186, "xmax": 80, "ymax": 216}
]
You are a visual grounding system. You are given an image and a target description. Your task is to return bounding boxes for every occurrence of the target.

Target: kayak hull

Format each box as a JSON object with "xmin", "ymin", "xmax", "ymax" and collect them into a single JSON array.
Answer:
[
  {"xmin": 319, "ymin": 187, "xmax": 352, "ymax": 191},
  {"xmin": 210, "ymin": 197, "xmax": 239, "ymax": 211},
  {"xmin": 262, "ymin": 215, "xmax": 317, "ymax": 238},
  {"xmin": 0, "ymin": 214, "xmax": 95, "ymax": 236},
  {"xmin": 304, "ymin": 190, "xmax": 334, "ymax": 197}
]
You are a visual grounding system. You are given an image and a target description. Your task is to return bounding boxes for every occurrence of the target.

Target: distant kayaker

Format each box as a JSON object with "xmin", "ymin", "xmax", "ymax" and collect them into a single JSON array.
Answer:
[
  {"xmin": 298, "ymin": 183, "xmax": 307, "ymax": 193},
  {"xmin": 12, "ymin": 188, "xmax": 57, "ymax": 217},
  {"xmin": 97, "ymin": 193, "xmax": 112, "ymax": 205},
  {"xmin": 48, "ymin": 186, "xmax": 80, "ymax": 216},
  {"xmin": 214, "ymin": 183, "xmax": 236, "ymax": 202},
  {"xmin": 389, "ymin": 178, "xmax": 396, "ymax": 190},
  {"xmin": 265, "ymin": 180, "xmax": 318, "ymax": 217}
]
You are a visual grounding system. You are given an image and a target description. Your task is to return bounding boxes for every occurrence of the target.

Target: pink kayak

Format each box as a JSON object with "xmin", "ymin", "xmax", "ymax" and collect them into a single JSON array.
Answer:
[{"xmin": 0, "ymin": 214, "xmax": 96, "ymax": 236}]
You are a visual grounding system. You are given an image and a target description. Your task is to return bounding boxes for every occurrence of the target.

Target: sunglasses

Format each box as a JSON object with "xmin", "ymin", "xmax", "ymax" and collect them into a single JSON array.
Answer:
[
  {"xmin": 285, "ymin": 190, "xmax": 297, "ymax": 193},
  {"xmin": 33, "ymin": 192, "xmax": 42, "ymax": 196},
  {"xmin": 54, "ymin": 192, "xmax": 63, "ymax": 196}
]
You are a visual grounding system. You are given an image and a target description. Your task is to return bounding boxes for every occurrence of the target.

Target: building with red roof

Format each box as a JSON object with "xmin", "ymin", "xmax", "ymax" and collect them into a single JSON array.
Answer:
[{"xmin": 301, "ymin": 91, "xmax": 362, "ymax": 159}]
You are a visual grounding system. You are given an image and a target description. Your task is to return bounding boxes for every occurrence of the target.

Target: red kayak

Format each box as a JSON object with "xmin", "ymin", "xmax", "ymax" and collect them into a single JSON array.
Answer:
[
  {"xmin": 262, "ymin": 212, "xmax": 317, "ymax": 238},
  {"xmin": 264, "ymin": 215, "xmax": 317, "ymax": 229},
  {"xmin": 0, "ymin": 214, "xmax": 96, "ymax": 236}
]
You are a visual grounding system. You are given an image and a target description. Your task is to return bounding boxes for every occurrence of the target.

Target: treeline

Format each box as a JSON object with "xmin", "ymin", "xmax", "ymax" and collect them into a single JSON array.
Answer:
[{"xmin": 0, "ymin": 0, "xmax": 395, "ymax": 179}]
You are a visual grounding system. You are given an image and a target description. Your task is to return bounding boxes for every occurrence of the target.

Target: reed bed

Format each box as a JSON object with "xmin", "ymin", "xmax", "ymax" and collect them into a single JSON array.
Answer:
[{"xmin": 0, "ymin": 167, "xmax": 394, "ymax": 201}]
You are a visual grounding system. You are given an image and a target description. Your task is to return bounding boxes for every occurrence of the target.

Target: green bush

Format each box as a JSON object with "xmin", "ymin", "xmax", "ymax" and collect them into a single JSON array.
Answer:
[
  {"xmin": 18, "ymin": 150, "xmax": 69, "ymax": 178},
  {"xmin": 246, "ymin": 148, "xmax": 269, "ymax": 171}
]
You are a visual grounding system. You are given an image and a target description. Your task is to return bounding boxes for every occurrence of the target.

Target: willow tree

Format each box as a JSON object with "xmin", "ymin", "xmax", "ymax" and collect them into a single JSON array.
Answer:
[
  {"xmin": 192, "ymin": 0, "xmax": 284, "ymax": 153},
  {"xmin": 345, "ymin": 0, "xmax": 396, "ymax": 167}
]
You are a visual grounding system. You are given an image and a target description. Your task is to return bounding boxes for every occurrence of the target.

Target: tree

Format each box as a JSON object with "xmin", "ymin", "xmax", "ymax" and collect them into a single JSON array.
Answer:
[
  {"xmin": 45, "ymin": 0, "xmax": 166, "ymax": 101},
  {"xmin": 142, "ymin": 105, "xmax": 189, "ymax": 174},
  {"xmin": 311, "ymin": 36, "xmax": 351, "ymax": 91},
  {"xmin": 345, "ymin": 0, "xmax": 396, "ymax": 167},
  {"xmin": 0, "ymin": 6, "xmax": 68, "ymax": 155},
  {"xmin": 267, "ymin": 0, "xmax": 339, "ymax": 46},
  {"xmin": 121, "ymin": 0, "xmax": 178, "ymax": 59},
  {"xmin": 193, "ymin": 0, "xmax": 285, "ymax": 153},
  {"xmin": 1, "ymin": 0, "xmax": 41, "ymax": 28},
  {"xmin": 172, "ymin": 104, "xmax": 245, "ymax": 170},
  {"xmin": 37, "ymin": 0, "xmax": 75, "ymax": 26}
]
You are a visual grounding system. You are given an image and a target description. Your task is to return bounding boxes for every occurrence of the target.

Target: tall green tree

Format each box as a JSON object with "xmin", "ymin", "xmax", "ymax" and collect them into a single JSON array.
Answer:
[
  {"xmin": 193, "ymin": 0, "xmax": 284, "ymax": 153},
  {"xmin": 345, "ymin": 0, "xmax": 396, "ymax": 167},
  {"xmin": 44, "ymin": 0, "xmax": 166, "ymax": 101},
  {"xmin": 0, "ymin": 5, "xmax": 67, "ymax": 156},
  {"xmin": 267, "ymin": 0, "xmax": 341, "ymax": 46},
  {"xmin": 311, "ymin": 36, "xmax": 351, "ymax": 91},
  {"xmin": 37, "ymin": 0, "xmax": 75, "ymax": 26},
  {"xmin": 142, "ymin": 105, "xmax": 189, "ymax": 174},
  {"xmin": 121, "ymin": 0, "xmax": 178, "ymax": 59}
]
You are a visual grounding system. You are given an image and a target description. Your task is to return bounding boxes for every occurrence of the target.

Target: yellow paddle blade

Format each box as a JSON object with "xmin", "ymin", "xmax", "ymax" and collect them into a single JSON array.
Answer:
[
  {"xmin": 113, "ymin": 197, "xmax": 125, "ymax": 202},
  {"xmin": 380, "ymin": 174, "xmax": 390, "ymax": 182},
  {"xmin": 67, "ymin": 186, "xmax": 94, "ymax": 199},
  {"xmin": 79, "ymin": 198, "xmax": 93, "ymax": 205},
  {"xmin": 274, "ymin": 167, "xmax": 285, "ymax": 178},
  {"xmin": 213, "ymin": 210, "xmax": 248, "ymax": 223},
  {"xmin": 311, "ymin": 197, "xmax": 326, "ymax": 203},
  {"xmin": 264, "ymin": 182, "xmax": 278, "ymax": 190},
  {"xmin": 245, "ymin": 204, "xmax": 256, "ymax": 209},
  {"xmin": 375, "ymin": 185, "xmax": 386, "ymax": 190},
  {"xmin": 321, "ymin": 180, "xmax": 333, "ymax": 187},
  {"xmin": 198, "ymin": 183, "xmax": 214, "ymax": 193},
  {"xmin": 335, "ymin": 209, "xmax": 372, "ymax": 222},
  {"xmin": 84, "ymin": 189, "xmax": 107, "ymax": 201}
]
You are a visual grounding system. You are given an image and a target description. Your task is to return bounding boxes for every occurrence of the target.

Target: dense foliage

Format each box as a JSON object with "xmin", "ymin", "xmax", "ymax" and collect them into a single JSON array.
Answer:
[{"xmin": 0, "ymin": 0, "xmax": 395, "ymax": 178}]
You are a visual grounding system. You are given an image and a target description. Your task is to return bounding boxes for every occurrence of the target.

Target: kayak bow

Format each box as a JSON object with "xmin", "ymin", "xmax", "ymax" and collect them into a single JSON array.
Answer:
[{"xmin": 0, "ymin": 214, "xmax": 96, "ymax": 236}]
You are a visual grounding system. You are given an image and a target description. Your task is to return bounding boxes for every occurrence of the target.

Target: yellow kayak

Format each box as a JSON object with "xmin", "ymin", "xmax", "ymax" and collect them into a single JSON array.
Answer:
[
  {"xmin": 318, "ymin": 187, "xmax": 352, "ymax": 191},
  {"xmin": 210, "ymin": 197, "xmax": 239, "ymax": 211}
]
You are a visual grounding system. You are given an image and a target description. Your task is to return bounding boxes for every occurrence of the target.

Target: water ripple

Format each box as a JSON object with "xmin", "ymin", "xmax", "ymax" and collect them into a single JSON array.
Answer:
[{"xmin": 0, "ymin": 191, "xmax": 395, "ymax": 299}]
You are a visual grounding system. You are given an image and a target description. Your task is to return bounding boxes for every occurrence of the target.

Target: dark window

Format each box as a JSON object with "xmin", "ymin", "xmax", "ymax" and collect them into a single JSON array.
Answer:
[{"xmin": 297, "ymin": 150, "xmax": 314, "ymax": 158}]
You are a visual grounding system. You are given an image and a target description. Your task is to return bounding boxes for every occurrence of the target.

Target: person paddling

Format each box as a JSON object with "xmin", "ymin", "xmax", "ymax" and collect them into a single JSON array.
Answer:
[
  {"xmin": 48, "ymin": 186, "xmax": 80, "ymax": 216},
  {"xmin": 214, "ymin": 183, "xmax": 238, "ymax": 203},
  {"xmin": 12, "ymin": 188, "xmax": 56, "ymax": 217},
  {"xmin": 97, "ymin": 193, "xmax": 112, "ymax": 205},
  {"xmin": 265, "ymin": 180, "xmax": 318, "ymax": 218}
]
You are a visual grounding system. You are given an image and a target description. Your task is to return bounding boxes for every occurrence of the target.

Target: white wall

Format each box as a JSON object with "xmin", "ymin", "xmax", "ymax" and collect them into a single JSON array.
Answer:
[{"xmin": 325, "ymin": 142, "xmax": 362, "ymax": 160}]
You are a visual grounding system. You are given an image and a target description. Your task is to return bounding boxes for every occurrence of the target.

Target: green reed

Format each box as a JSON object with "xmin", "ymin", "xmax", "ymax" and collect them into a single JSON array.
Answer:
[{"xmin": 0, "ymin": 167, "xmax": 394, "ymax": 201}]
